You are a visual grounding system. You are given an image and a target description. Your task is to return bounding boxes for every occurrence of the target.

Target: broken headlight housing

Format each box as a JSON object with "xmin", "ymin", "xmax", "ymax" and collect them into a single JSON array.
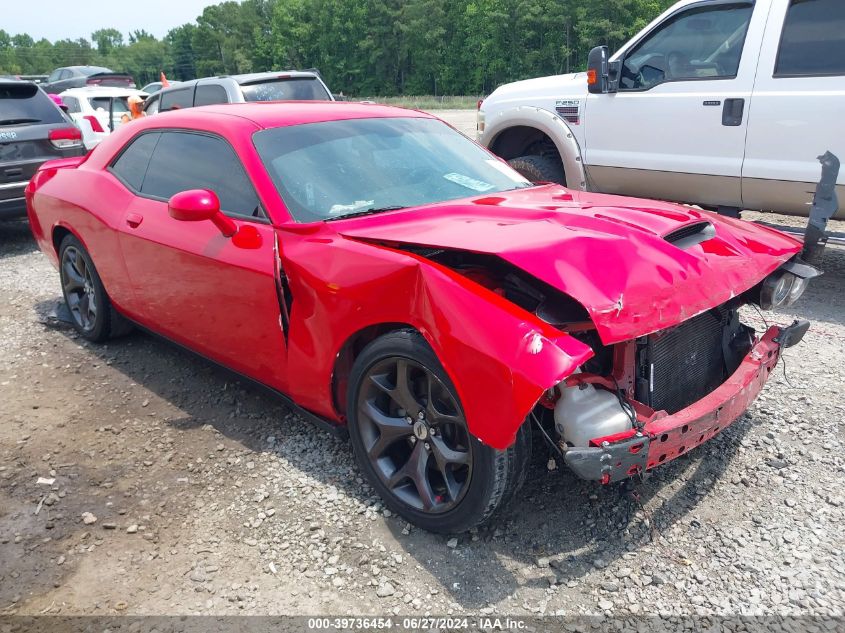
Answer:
[
  {"xmin": 760, "ymin": 270, "xmax": 796, "ymax": 309},
  {"xmin": 753, "ymin": 259, "xmax": 820, "ymax": 310}
]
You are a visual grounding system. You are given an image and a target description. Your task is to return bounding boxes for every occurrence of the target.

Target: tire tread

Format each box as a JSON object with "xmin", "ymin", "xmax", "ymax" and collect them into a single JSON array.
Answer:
[{"xmin": 507, "ymin": 154, "xmax": 565, "ymax": 184}]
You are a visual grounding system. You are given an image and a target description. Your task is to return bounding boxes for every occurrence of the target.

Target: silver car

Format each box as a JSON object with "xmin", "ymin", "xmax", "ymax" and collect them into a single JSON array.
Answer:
[{"xmin": 143, "ymin": 71, "xmax": 334, "ymax": 114}]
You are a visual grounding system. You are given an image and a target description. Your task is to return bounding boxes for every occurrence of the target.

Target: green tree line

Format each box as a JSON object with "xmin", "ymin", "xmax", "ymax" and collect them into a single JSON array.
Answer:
[{"xmin": 1, "ymin": 0, "xmax": 674, "ymax": 95}]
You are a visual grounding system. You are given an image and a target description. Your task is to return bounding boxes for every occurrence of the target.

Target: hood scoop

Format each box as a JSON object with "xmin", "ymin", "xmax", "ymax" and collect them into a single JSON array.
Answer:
[{"xmin": 664, "ymin": 221, "xmax": 715, "ymax": 250}]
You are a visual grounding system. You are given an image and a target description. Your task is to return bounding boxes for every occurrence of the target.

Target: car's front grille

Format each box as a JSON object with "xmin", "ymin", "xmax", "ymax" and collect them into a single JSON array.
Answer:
[{"xmin": 636, "ymin": 307, "xmax": 732, "ymax": 414}]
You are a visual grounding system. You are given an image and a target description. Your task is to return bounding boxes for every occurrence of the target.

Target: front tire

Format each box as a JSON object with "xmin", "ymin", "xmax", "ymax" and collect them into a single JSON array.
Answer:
[
  {"xmin": 507, "ymin": 154, "xmax": 565, "ymax": 184},
  {"xmin": 347, "ymin": 330, "xmax": 531, "ymax": 533},
  {"xmin": 58, "ymin": 234, "xmax": 131, "ymax": 342}
]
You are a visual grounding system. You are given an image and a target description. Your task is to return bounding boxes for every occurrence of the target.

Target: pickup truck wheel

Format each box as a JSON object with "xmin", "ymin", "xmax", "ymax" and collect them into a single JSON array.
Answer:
[
  {"xmin": 508, "ymin": 155, "xmax": 565, "ymax": 185},
  {"xmin": 347, "ymin": 330, "xmax": 531, "ymax": 533}
]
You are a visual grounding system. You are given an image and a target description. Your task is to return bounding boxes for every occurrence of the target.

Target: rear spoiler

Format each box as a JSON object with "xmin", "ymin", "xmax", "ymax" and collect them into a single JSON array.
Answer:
[
  {"xmin": 38, "ymin": 155, "xmax": 89, "ymax": 172},
  {"xmin": 86, "ymin": 73, "xmax": 136, "ymax": 88},
  {"xmin": 26, "ymin": 155, "xmax": 88, "ymax": 200}
]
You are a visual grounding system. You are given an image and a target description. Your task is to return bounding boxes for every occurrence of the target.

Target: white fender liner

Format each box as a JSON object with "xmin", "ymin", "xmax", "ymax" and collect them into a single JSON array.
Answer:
[{"xmin": 480, "ymin": 106, "xmax": 587, "ymax": 191}]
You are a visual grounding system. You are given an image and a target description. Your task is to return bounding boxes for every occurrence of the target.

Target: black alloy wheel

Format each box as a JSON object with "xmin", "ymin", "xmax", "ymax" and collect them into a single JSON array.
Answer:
[
  {"xmin": 61, "ymin": 243, "xmax": 98, "ymax": 333},
  {"xmin": 347, "ymin": 330, "xmax": 532, "ymax": 533},
  {"xmin": 357, "ymin": 356, "xmax": 472, "ymax": 513},
  {"xmin": 58, "ymin": 234, "xmax": 132, "ymax": 342}
]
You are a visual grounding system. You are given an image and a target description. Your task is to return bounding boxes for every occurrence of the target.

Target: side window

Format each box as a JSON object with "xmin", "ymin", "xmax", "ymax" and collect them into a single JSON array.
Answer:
[
  {"xmin": 109, "ymin": 132, "xmax": 161, "ymax": 191},
  {"xmin": 47, "ymin": 70, "xmax": 62, "ymax": 83},
  {"xmin": 58, "ymin": 69, "xmax": 72, "ymax": 80},
  {"xmin": 619, "ymin": 4, "xmax": 754, "ymax": 90},
  {"xmin": 142, "ymin": 131, "xmax": 262, "ymax": 219},
  {"xmin": 144, "ymin": 96, "xmax": 160, "ymax": 115},
  {"xmin": 775, "ymin": 0, "xmax": 845, "ymax": 77},
  {"xmin": 194, "ymin": 84, "xmax": 229, "ymax": 107},
  {"xmin": 160, "ymin": 87, "xmax": 193, "ymax": 112},
  {"xmin": 63, "ymin": 96, "xmax": 80, "ymax": 113}
]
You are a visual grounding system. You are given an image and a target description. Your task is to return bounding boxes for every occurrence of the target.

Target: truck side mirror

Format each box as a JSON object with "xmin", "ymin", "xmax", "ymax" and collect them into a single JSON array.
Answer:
[{"xmin": 587, "ymin": 45, "xmax": 619, "ymax": 94}]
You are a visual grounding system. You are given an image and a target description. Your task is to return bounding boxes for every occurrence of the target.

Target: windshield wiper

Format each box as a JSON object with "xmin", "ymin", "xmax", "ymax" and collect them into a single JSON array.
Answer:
[
  {"xmin": 325, "ymin": 206, "xmax": 406, "ymax": 221},
  {"xmin": 0, "ymin": 117, "xmax": 41, "ymax": 126}
]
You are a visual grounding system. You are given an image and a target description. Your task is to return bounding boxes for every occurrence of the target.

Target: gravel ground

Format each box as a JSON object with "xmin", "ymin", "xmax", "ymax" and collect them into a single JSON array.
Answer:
[
  {"xmin": 1, "ymin": 203, "xmax": 844, "ymax": 620},
  {"xmin": 435, "ymin": 109, "xmax": 478, "ymax": 137}
]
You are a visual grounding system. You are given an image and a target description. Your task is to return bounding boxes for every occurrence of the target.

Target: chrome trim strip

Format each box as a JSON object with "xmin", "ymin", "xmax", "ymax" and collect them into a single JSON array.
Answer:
[{"xmin": 0, "ymin": 180, "xmax": 29, "ymax": 191}]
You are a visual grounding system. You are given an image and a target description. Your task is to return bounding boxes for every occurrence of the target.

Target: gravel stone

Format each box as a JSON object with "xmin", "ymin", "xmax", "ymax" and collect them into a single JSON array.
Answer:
[{"xmin": 376, "ymin": 583, "xmax": 396, "ymax": 598}]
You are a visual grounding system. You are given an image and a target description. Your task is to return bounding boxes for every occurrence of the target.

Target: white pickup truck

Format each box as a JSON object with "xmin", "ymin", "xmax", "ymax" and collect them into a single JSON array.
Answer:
[{"xmin": 478, "ymin": 0, "xmax": 844, "ymax": 247}]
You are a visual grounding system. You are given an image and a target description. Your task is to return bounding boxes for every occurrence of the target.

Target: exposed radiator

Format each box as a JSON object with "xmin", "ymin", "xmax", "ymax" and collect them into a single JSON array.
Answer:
[{"xmin": 636, "ymin": 307, "xmax": 734, "ymax": 414}]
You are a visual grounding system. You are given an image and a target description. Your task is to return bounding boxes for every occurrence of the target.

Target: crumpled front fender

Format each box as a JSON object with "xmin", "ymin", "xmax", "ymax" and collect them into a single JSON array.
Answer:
[
  {"xmin": 408, "ymin": 258, "xmax": 593, "ymax": 450},
  {"xmin": 279, "ymin": 230, "xmax": 593, "ymax": 451}
]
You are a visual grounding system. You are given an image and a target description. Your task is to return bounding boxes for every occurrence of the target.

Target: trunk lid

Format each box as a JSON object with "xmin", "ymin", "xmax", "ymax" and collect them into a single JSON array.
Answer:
[{"xmin": 86, "ymin": 73, "xmax": 136, "ymax": 88}]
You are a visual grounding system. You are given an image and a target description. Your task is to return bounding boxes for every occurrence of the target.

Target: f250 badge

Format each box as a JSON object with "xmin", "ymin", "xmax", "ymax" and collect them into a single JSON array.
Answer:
[
  {"xmin": 0, "ymin": 131, "xmax": 18, "ymax": 141},
  {"xmin": 555, "ymin": 99, "xmax": 581, "ymax": 124}
]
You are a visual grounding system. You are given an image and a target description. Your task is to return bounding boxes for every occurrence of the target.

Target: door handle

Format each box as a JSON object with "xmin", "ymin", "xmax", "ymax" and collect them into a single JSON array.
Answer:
[
  {"xmin": 126, "ymin": 212, "xmax": 143, "ymax": 228},
  {"xmin": 722, "ymin": 98, "xmax": 745, "ymax": 127}
]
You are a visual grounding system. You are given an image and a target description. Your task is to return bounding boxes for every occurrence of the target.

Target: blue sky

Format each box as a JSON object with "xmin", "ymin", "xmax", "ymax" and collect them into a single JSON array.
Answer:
[{"xmin": 6, "ymin": 0, "xmax": 221, "ymax": 41}]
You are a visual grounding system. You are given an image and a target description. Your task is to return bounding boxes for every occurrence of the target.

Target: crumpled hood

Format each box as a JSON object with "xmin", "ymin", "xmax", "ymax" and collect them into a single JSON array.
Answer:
[{"xmin": 335, "ymin": 185, "xmax": 802, "ymax": 343}]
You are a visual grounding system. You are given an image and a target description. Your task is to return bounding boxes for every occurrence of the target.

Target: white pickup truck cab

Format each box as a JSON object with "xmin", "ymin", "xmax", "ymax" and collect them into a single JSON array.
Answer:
[{"xmin": 478, "ymin": 0, "xmax": 844, "ymax": 222}]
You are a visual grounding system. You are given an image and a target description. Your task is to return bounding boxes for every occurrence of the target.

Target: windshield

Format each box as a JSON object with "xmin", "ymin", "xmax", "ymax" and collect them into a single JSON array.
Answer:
[
  {"xmin": 241, "ymin": 77, "xmax": 331, "ymax": 102},
  {"xmin": 253, "ymin": 117, "xmax": 531, "ymax": 222}
]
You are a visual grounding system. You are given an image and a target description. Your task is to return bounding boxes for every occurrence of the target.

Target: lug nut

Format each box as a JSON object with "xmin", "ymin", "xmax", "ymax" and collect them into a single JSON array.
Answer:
[
  {"xmin": 406, "ymin": 416, "xmax": 413, "ymax": 424},
  {"xmin": 424, "ymin": 442, "xmax": 430, "ymax": 451},
  {"xmin": 410, "ymin": 437, "xmax": 417, "ymax": 444},
  {"xmin": 418, "ymin": 411, "xmax": 425, "ymax": 420}
]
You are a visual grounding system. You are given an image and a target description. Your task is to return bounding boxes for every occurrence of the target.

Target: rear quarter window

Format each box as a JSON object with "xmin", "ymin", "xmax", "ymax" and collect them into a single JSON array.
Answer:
[
  {"xmin": 775, "ymin": 0, "xmax": 845, "ymax": 77},
  {"xmin": 194, "ymin": 84, "xmax": 229, "ymax": 106},
  {"xmin": 240, "ymin": 78, "xmax": 330, "ymax": 102},
  {"xmin": 144, "ymin": 96, "xmax": 160, "ymax": 115},
  {"xmin": 160, "ymin": 87, "xmax": 194, "ymax": 111},
  {"xmin": 109, "ymin": 132, "xmax": 161, "ymax": 191},
  {"xmin": 0, "ymin": 83, "xmax": 64, "ymax": 125},
  {"xmin": 62, "ymin": 96, "xmax": 81, "ymax": 114}
]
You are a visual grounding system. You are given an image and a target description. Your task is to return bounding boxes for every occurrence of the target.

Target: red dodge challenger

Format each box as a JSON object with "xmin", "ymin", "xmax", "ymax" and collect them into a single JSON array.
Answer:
[{"xmin": 26, "ymin": 102, "xmax": 817, "ymax": 533}]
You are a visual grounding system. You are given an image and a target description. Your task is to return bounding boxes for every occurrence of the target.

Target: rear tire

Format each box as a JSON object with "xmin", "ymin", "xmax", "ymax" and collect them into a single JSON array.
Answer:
[
  {"xmin": 58, "ymin": 234, "xmax": 132, "ymax": 342},
  {"xmin": 347, "ymin": 330, "xmax": 531, "ymax": 533},
  {"xmin": 508, "ymin": 155, "xmax": 565, "ymax": 185}
]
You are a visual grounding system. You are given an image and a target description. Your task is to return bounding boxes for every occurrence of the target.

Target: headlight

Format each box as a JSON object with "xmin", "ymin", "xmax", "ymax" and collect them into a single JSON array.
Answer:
[
  {"xmin": 754, "ymin": 259, "xmax": 821, "ymax": 310},
  {"xmin": 786, "ymin": 274, "xmax": 809, "ymax": 305},
  {"xmin": 760, "ymin": 271, "xmax": 795, "ymax": 309}
]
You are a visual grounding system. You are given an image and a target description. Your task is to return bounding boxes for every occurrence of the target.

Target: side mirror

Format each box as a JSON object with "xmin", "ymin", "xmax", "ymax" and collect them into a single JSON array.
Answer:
[
  {"xmin": 587, "ymin": 46, "xmax": 620, "ymax": 94},
  {"xmin": 587, "ymin": 45, "xmax": 610, "ymax": 94},
  {"xmin": 168, "ymin": 189, "xmax": 237, "ymax": 237}
]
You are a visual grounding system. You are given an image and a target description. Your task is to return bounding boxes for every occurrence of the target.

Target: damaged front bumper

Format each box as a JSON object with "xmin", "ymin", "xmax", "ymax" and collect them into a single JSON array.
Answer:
[{"xmin": 563, "ymin": 321, "xmax": 808, "ymax": 484}]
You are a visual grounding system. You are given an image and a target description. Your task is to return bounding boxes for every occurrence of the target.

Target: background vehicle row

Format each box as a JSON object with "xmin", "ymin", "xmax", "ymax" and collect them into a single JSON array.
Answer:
[{"xmin": 0, "ymin": 79, "xmax": 84, "ymax": 220}]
